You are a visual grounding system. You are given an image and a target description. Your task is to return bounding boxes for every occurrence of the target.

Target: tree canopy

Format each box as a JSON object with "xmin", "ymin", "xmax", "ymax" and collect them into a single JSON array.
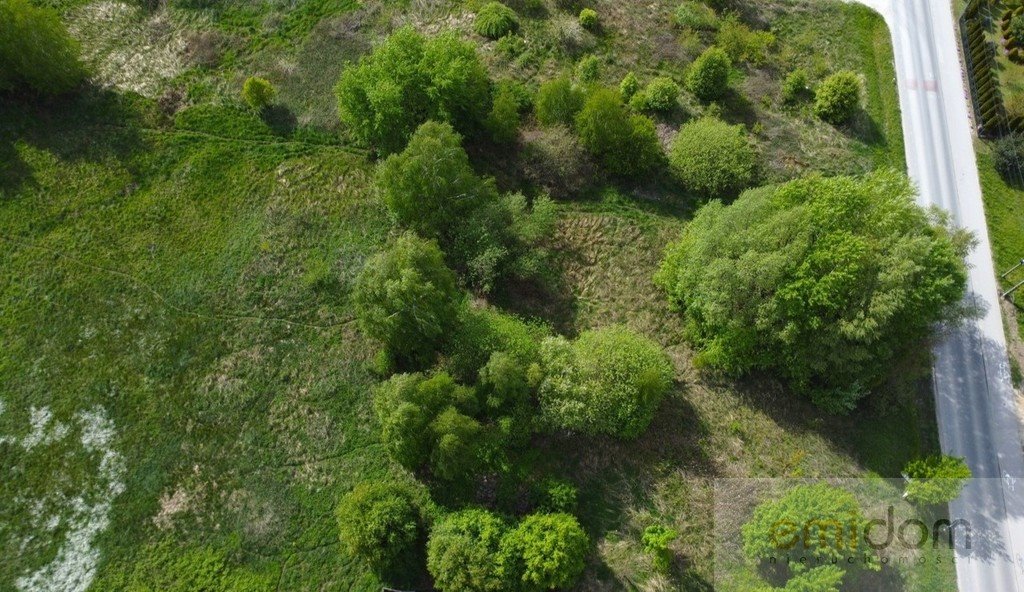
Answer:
[
  {"xmin": 574, "ymin": 87, "xmax": 664, "ymax": 178},
  {"xmin": 500, "ymin": 513, "xmax": 589, "ymax": 592},
  {"xmin": 656, "ymin": 170, "xmax": 970, "ymax": 412},
  {"xmin": 0, "ymin": 0, "xmax": 87, "ymax": 94},
  {"xmin": 903, "ymin": 454, "xmax": 972, "ymax": 505},
  {"xmin": 335, "ymin": 481, "xmax": 423, "ymax": 573},
  {"xmin": 427, "ymin": 509, "xmax": 509, "ymax": 592},
  {"xmin": 686, "ymin": 46, "xmax": 731, "ymax": 101}
]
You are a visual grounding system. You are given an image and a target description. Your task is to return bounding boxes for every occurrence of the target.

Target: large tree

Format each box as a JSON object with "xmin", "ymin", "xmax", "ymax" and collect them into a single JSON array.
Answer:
[
  {"xmin": 656, "ymin": 170, "xmax": 970, "ymax": 412},
  {"xmin": 0, "ymin": 0, "xmax": 87, "ymax": 94},
  {"xmin": 427, "ymin": 509, "xmax": 509, "ymax": 592}
]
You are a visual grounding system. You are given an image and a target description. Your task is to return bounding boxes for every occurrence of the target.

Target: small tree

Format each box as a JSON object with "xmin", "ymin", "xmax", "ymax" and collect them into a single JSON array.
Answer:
[
  {"xmin": 427, "ymin": 510, "xmax": 509, "ymax": 592},
  {"xmin": 335, "ymin": 482, "xmax": 422, "ymax": 573},
  {"xmin": 575, "ymin": 87, "xmax": 664, "ymax": 178},
  {"xmin": 535, "ymin": 77, "xmax": 585, "ymax": 126},
  {"xmin": 0, "ymin": 0, "xmax": 86, "ymax": 94},
  {"xmin": 687, "ymin": 46, "xmax": 731, "ymax": 101},
  {"xmin": 500, "ymin": 513, "xmax": 589, "ymax": 592},
  {"xmin": 353, "ymin": 232, "xmax": 461, "ymax": 369},
  {"xmin": 781, "ymin": 68, "xmax": 811, "ymax": 105},
  {"xmin": 575, "ymin": 54, "xmax": 601, "ymax": 83},
  {"xmin": 631, "ymin": 76, "xmax": 680, "ymax": 112},
  {"xmin": 814, "ymin": 71, "xmax": 861, "ymax": 125},
  {"xmin": 641, "ymin": 525, "xmax": 678, "ymax": 574},
  {"xmin": 903, "ymin": 455, "xmax": 972, "ymax": 505},
  {"xmin": 241, "ymin": 76, "xmax": 275, "ymax": 111},
  {"xmin": 579, "ymin": 8, "xmax": 599, "ymax": 30},
  {"xmin": 669, "ymin": 117, "xmax": 757, "ymax": 198},
  {"xmin": 475, "ymin": 2, "xmax": 520, "ymax": 39},
  {"xmin": 488, "ymin": 82, "xmax": 522, "ymax": 144},
  {"xmin": 619, "ymin": 71, "xmax": 641, "ymax": 101},
  {"xmin": 538, "ymin": 325, "xmax": 673, "ymax": 438}
]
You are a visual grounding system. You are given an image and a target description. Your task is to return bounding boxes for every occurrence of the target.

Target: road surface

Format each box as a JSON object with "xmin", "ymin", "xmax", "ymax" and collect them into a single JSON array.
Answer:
[{"xmin": 852, "ymin": 0, "xmax": 1024, "ymax": 589}]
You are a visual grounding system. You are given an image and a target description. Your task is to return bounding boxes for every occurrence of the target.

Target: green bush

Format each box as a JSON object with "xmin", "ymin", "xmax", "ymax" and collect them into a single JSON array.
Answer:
[
  {"xmin": 686, "ymin": 46, "xmax": 731, "ymax": 101},
  {"xmin": 715, "ymin": 14, "xmax": 775, "ymax": 65},
  {"xmin": 575, "ymin": 54, "xmax": 601, "ymax": 82},
  {"xmin": 336, "ymin": 482, "xmax": 423, "ymax": 573},
  {"xmin": 781, "ymin": 68, "xmax": 811, "ymax": 104},
  {"xmin": 1010, "ymin": 13, "xmax": 1024, "ymax": 43},
  {"xmin": 669, "ymin": 117, "xmax": 757, "ymax": 198},
  {"xmin": 538, "ymin": 325, "xmax": 673, "ymax": 438},
  {"xmin": 500, "ymin": 513, "xmax": 589, "ymax": 591},
  {"xmin": 578, "ymin": 8, "xmax": 599, "ymax": 30},
  {"xmin": 488, "ymin": 82, "xmax": 522, "ymax": 143},
  {"xmin": 431, "ymin": 407, "xmax": 487, "ymax": 481},
  {"xmin": 335, "ymin": 27, "xmax": 490, "ymax": 154},
  {"xmin": 656, "ymin": 170, "xmax": 971, "ymax": 412},
  {"xmin": 631, "ymin": 76, "xmax": 680, "ymax": 112},
  {"xmin": 619, "ymin": 71, "xmax": 641, "ymax": 101},
  {"xmin": 0, "ymin": 0, "xmax": 86, "ymax": 94},
  {"xmin": 903, "ymin": 455, "xmax": 972, "ymax": 505},
  {"xmin": 427, "ymin": 510, "xmax": 510, "ymax": 592},
  {"xmin": 575, "ymin": 87, "xmax": 664, "ymax": 178},
  {"xmin": 445, "ymin": 305, "xmax": 548, "ymax": 382},
  {"xmin": 814, "ymin": 70, "xmax": 861, "ymax": 125},
  {"xmin": 673, "ymin": 0, "xmax": 718, "ymax": 30},
  {"xmin": 241, "ymin": 76, "xmax": 275, "ymax": 110},
  {"xmin": 535, "ymin": 77, "xmax": 585, "ymax": 126},
  {"xmin": 641, "ymin": 525, "xmax": 678, "ymax": 574},
  {"xmin": 536, "ymin": 478, "xmax": 578, "ymax": 513},
  {"xmin": 475, "ymin": 1, "xmax": 520, "ymax": 39},
  {"xmin": 993, "ymin": 133, "xmax": 1024, "ymax": 183},
  {"xmin": 353, "ymin": 232, "xmax": 461, "ymax": 369}
]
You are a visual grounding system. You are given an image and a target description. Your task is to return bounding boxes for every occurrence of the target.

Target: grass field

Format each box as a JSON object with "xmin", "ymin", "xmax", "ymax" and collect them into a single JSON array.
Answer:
[{"xmin": 0, "ymin": 0, "xmax": 953, "ymax": 590}]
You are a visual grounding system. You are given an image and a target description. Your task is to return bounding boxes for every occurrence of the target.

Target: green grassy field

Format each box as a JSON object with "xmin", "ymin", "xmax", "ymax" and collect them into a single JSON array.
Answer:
[{"xmin": 0, "ymin": 0, "xmax": 951, "ymax": 590}]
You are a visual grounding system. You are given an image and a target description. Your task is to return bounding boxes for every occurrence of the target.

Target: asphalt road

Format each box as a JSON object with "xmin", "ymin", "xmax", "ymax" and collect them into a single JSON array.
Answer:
[{"xmin": 852, "ymin": 0, "xmax": 1024, "ymax": 589}]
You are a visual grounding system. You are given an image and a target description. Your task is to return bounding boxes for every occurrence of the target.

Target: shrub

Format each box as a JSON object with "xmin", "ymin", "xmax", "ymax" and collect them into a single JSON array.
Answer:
[
  {"xmin": 488, "ymin": 82, "xmax": 522, "ymax": 143},
  {"xmin": 641, "ymin": 525, "xmax": 678, "ymax": 574},
  {"xmin": 431, "ymin": 407, "xmax": 487, "ymax": 481},
  {"xmin": 631, "ymin": 76, "xmax": 680, "ymax": 112},
  {"xmin": 1011, "ymin": 13, "xmax": 1024, "ymax": 43},
  {"xmin": 781, "ymin": 68, "xmax": 811, "ymax": 104},
  {"xmin": 575, "ymin": 87, "xmax": 664, "ymax": 178},
  {"xmin": 500, "ymin": 513, "xmax": 589, "ymax": 591},
  {"xmin": 0, "ymin": 0, "xmax": 86, "ymax": 94},
  {"xmin": 656, "ymin": 170, "xmax": 971, "ymax": 412},
  {"xmin": 575, "ymin": 54, "xmax": 601, "ymax": 82},
  {"xmin": 445, "ymin": 305, "xmax": 548, "ymax": 382},
  {"xmin": 475, "ymin": 2, "xmax": 520, "ymax": 39},
  {"xmin": 993, "ymin": 132, "xmax": 1024, "ymax": 183},
  {"xmin": 495, "ymin": 34, "xmax": 527, "ymax": 60},
  {"xmin": 520, "ymin": 125, "xmax": 598, "ymax": 197},
  {"xmin": 335, "ymin": 27, "xmax": 490, "ymax": 154},
  {"xmin": 669, "ymin": 117, "xmax": 757, "ymax": 198},
  {"xmin": 536, "ymin": 478, "xmax": 578, "ymax": 513},
  {"xmin": 427, "ymin": 510, "xmax": 510, "ymax": 592},
  {"xmin": 353, "ymin": 232, "xmax": 461, "ymax": 369},
  {"xmin": 538, "ymin": 325, "xmax": 673, "ymax": 438},
  {"xmin": 673, "ymin": 0, "xmax": 718, "ymax": 30},
  {"xmin": 686, "ymin": 46, "xmax": 731, "ymax": 101},
  {"xmin": 335, "ymin": 482, "xmax": 422, "ymax": 573},
  {"xmin": 619, "ymin": 71, "xmax": 641, "ymax": 101},
  {"xmin": 716, "ymin": 14, "xmax": 775, "ymax": 65},
  {"xmin": 903, "ymin": 455, "xmax": 972, "ymax": 505},
  {"xmin": 535, "ymin": 77, "xmax": 585, "ymax": 126},
  {"xmin": 578, "ymin": 8, "xmax": 598, "ymax": 30},
  {"xmin": 814, "ymin": 70, "xmax": 861, "ymax": 125},
  {"xmin": 241, "ymin": 76, "xmax": 275, "ymax": 110}
]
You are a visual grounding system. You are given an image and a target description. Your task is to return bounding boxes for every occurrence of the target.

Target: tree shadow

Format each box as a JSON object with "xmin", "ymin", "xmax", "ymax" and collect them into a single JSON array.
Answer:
[
  {"xmin": 846, "ymin": 108, "xmax": 885, "ymax": 147},
  {"xmin": 262, "ymin": 104, "xmax": 298, "ymax": 138}
]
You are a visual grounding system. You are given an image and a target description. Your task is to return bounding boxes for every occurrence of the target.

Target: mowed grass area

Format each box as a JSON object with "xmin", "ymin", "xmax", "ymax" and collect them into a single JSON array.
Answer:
[{"xmin": 0, "ymin": 0, "xmax": 949, "ymax": 590}]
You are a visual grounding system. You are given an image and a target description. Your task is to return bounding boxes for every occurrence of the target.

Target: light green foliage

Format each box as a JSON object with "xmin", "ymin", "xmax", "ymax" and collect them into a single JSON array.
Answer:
[
  {"xmin": 335, "ymin": 481, "xmax": 423, "ymax": 573},
  {"xmin": 431, "ymin": 406, "xmax": 487, "ymax": 481},
  {"xmin": 446, "ymin": 305, "xmax": 549, "ymax": 382},
  {"xmin": 630, "ymin": 76, "xmax": 681, "ymax": 112},
  {"xmin": 335, "ymin": 27, "xmax": 490, "ymax": 154},
  {"xmin": 642, "ymin": 524, "xmax": 678, "ymax": 573},
  {"xmin": 93, "ymin": 541, "xmax": 273, "ymax": 591},
  {"xmin": 241, "ymin": 76, "xmax": 275, "ymax": 110},
  {"xmin": 656, "ymin": 170, "xmax": 970, "ymax": 411},
  {"xmin": 353, "ymin": 232, "xmax": 460, "ymax": 368},
  {"xmin": 538, "ymin": 325, "xmax": 673, "ymax": 438},
  {"xmin": 575, "ymin": 87, "xmax": 664, "ymax": 178},
  {"xmin": 742, "ymin": 484, "xmax": 871, "ymax": 571},
  {"xmin": 619, "ymin": 71, "xmax": 641, "ymax": 101},
  {"xmin": 903, "ymin": 455, "xmax": 972, "ymax": 505},
  {"xmin": 782, "ymin": 68, "xmax": 811, "ymax": 105},
  {"xmin": 500, "ymin": 513, "xmax": 589, "ymax": 591},
  {"xmin": 427, "ymin": 510, "xmax": 510, "ymax": 592},
  {"xmin": 814, "ymin": 70, "xmax": 862, "ymax": 125},
  {"xmin": 687, "ymin": 46, "xmax": 731, "ymax": 101},
  {"xmin": 475, "ymin": 1, "xmax": 520, "ymax": 39},
  {"xmin": 579, "ymin": 8, "xmax": 598, "ymax": 30},
  {"xmin": 761, "ymin": 565, "xmax": 846, "ymax": 592},
  {"xmin": 488, "ymin": 81, "xmax": 522, "ymax": 144},
  {"xmin": 673, "ymin": 0, "xmax": 718, "ymax": 30},
  {"xmin": 669, "ymin": 117, "xmax": 757, "ymax": 198},
  {"xmin": 535, "ymin": 77, "xmax": 585, "ymax": 126},
  {"xmin": 575, "ymin": 54, "xmax": 601, "ymax": 83},
  {"xmin": 0, "ymin": 0, "xmax": 86, "ymax": 94},
  {"xmin": 716, "ymin": 14, "xmax": 775, "ymax": 65}
]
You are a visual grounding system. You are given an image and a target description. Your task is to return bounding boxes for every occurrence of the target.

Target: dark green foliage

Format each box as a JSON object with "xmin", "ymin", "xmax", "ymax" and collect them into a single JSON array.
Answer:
[
  {"xmin": 353, "ymin": 232, "xmax": 461, "ymax": 369},
  {"xmin": 0, "ymin": 0, "xmax": 86, "ymax": 94},
  {"xmin": 814, "ymin": 71, "xmax": 861, "ymax": 125},
  {"xmin": 241, "ymin": 76, "xmax": 275, "ymax": 110},
  {"xmin": 335, "ymin": 27, "xmax": 490, "ymax": 154},
  {"xmin": 656, "ymin": 170, "xmax": 971, "ymax": 412},
  {"xmin": 1010, "ymin": 13, "xmax": 1024, "ymax": 43},
  {"xmin": 488, "ymin": 82, "xmax": 522, "ymax": 144},
  {"xmin": 575, "ymin": 87, "xmax": 664, "ymax": 178},
  {"xmin": 475, "ymin": 2, "xmax": 520, "ymax": 39},
  {"xmin": 537, "ymin": 325, "xmax": 673, "ymax": 438},
  {"xmin": 903, "ymin": 455, "xmax": 972, "ymax": 505},
  {"xmin": 535, "ymin": 77, "xmax": 585, "ymax": 126},
  {"xmin": 687, "ymin": 46, "xmax": 731, "ymax": 101},
  {"xmin": 575, "ymin": 54, "xmax": 601, "ymax": 83},
  {"xmin": 336, "ymin": 481, "xmax": 424, "ymax": 573},
  {"xmin": 641, "ymin": 525, "xmax": 678, "ymax": 574},
  {"xmin": 500, "ymin": 513, "xmax": 589, "ymax": 591},
  {"xmin": 630, "ymin": 76, "xmax": 680, "ymax": 112},
  {"xmin": 445, "ymin": 305, "xmax": 549, "ymax": 382},
  {"xmin": 536, "ymin": 478, "xmax": 578, "ymax": 513},
  {"xmin": 427, "ymin": 510, "xmax": 510, "ymax": 592},
  {"xmin": 781, "ymin": 68, "xmax": 811, "ymax": 105},
  {"xmin": 669, "ymin": 117, "xmax": 757, "ymax": 198},
  {"xmin": 520, "ymin": 125, "xmax": 598, "ymax": 197},
  {"xmin": 579, "ymin": 8, "xmax": 598, "ymax": 30},
  {"xmin": 993, "ymin": 133, "xmax": 1024, "ymax": 183}
]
